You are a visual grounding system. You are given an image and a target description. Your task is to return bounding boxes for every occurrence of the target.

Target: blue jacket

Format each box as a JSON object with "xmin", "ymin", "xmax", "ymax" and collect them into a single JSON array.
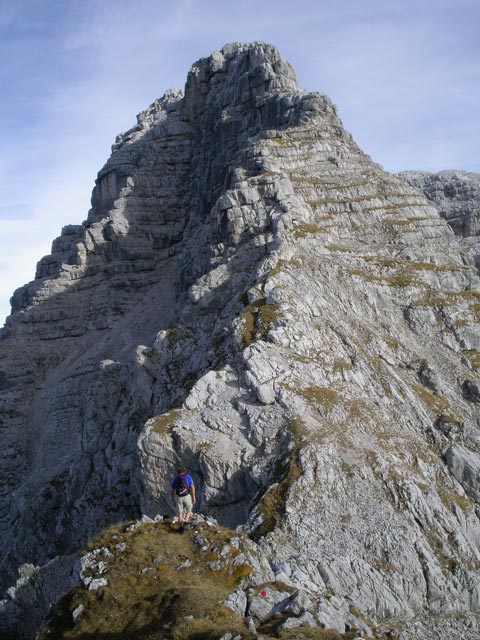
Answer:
[{"xmin": 171, "ymin": 473, "xmax": 193, "ymax": 491}]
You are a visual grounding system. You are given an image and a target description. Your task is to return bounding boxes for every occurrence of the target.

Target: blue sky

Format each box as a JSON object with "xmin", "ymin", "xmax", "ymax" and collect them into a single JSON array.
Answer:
[{"xmin": 1, "ymin": 0, "xmax": 479, "ymax": 324}]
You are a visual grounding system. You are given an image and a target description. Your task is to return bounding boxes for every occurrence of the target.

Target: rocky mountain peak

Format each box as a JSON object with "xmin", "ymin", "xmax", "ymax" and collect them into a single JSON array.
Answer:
[
  {"xmin": 112, "ymin": 42, "xmax": 302, "ymax": 155},
  {"xmin": 184, "ymin": 41, "xmax": 300, "ymax": 115},
  {"xmin": 1, "ymin": 43, "xmax": 480, "ymax": 639}
]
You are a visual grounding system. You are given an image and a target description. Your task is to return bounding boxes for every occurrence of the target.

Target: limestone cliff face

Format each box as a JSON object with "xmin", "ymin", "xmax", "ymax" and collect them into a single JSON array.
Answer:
[
  {"xmin": 399, "ymin": 170, "xmax": 480, "ymax": 239},
  {"xmin": 1, "ymin": 43, "xmax": 480, "ymax": 638},
  {"xmin": 399, "ymin": 169, "xmax": 480, "ymax": 273}
]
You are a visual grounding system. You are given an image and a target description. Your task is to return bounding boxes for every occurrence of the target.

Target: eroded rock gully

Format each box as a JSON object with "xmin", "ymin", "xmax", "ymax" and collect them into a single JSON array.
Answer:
[{"xmin": 1, "ymin": 42, "xmax": 479, "ymax": 639}]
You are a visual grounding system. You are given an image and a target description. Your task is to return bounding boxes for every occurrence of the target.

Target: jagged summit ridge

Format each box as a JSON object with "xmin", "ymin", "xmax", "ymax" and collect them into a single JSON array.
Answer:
[
  {"xmin": 5, "ymin": 41, "xmax": 338, "ymax": 324},
  {"xmin": 113, "ymin": 42, "xmax": 301, "ymax": 152},
  {"xmin": 0, "ymin": 43, "xmax": 480, "ymax": 639}
]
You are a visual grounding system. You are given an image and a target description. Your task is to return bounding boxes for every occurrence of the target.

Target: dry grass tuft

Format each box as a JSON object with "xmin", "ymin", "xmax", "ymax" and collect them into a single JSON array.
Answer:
[
  {"xmin": 241, "ymin": 298, "xmax": 279, "ymax": 346},
  {"xmin": 150, "ymin": 409, "xmax": 182, "ymax": 435},
  {"xmin": 253, "ymin": 419, "xmax": 305, "ymax": 540},
  {"xmin": 39, "ymin": 521, "xmax": 256, "ymax": 640}
]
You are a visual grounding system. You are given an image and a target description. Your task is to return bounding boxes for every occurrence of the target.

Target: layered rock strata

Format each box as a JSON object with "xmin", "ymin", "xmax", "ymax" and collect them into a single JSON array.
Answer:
[
  {"xmin": 1, "ymin": 43, "xmax": 480, "ymax": 638},
  {"xmin": 400, "ymin": 169, "xmax": 480, "ymax": 269},
  {"xmin": 399, "ymin": 170, "xmax": 480, "ymax": 238}
]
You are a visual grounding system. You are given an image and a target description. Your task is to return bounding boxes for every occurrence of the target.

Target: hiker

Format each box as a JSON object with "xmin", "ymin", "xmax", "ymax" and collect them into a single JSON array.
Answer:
[{"xmin": 171, "ymin": 466, "xmax": 196, "ymax": 527}]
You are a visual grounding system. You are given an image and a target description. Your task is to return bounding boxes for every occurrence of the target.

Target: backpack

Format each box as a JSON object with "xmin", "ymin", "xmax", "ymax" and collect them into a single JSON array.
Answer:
[{"xmin": 175, "ymin": 473, "xmax": 190, "ymax": 497}]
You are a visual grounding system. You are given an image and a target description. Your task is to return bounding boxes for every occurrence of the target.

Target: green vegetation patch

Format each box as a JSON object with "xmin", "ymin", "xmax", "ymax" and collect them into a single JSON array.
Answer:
[
  {"xmin": 241, "ymin": 298, "xmax": 280, "ymax": 347},
  {"xmin": 299, "ymin": 386, "xmax": 342, "ymax": 410},
  {"xmin": 39, "ymin": 520, "xmax": 258, "ymax": 640},
  {"xmin": 37, "ymin": 518, "xmax": 372, "ymax": 640},
  {"xmin": 293, "ymin": 222, "xmax": 334, "ymax": 237},
  {"xmin": 150, "ymin": 409, "xmax": 182, "ymax": 435},
  {"xmin": 253, "ymin": 418, "xmax": 310, "ymax": 540},
  {"xmin": 463, "ymin": 350, "xmax": 480, "ymax": 370},
  {"xmin": 437, "ymin": 485, "xmax": 475, "ymax": 514},
  {"xmin": 254, "ymin": 449, "xmax": 303, "ymax": 540},
  {"xmin": 407, "ymin": 381, "xmax": 451, "ymax": 416},
  {"xmin": 345, "ymin": 256, "xmax": 467, "ymax": 289},
  {"xmin": 280, "ymin": 384, "xmax": 343, "ymax": 419},
  {"xmin": 332, "ymin": 358, "xmax": 354, "ymax": 373}
]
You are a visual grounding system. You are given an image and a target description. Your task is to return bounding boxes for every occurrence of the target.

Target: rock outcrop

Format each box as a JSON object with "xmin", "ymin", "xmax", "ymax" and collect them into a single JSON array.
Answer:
[
  {"xmin": 399, "ymin": 169, "xmax": 480, "ymax": 269},
  {"xmin": 1, "ymin": 42, "xmax": 479, "ymax": 639},
  {"xmin": 398, "ymin": 170, "xmax": 480, "ymax": 239}
]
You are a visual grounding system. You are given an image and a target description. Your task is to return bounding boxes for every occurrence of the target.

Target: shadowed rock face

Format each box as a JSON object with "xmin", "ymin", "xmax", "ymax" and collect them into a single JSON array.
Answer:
[{"xmin": 1, "ymin": 42, "xmax": 480, "ymax": 639}]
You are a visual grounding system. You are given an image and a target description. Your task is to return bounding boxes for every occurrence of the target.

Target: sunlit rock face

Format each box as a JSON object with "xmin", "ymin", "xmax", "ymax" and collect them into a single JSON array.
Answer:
[
  {"xmin": 399, "ymin": 170, "xmax": 480, "ymax": 238},
  {"xmin": 399, "ymin": 169, "xmax": 480, "ymax": 271},
  {"xmin": 1, "ymin": 42, "xmax": 479, "ymax": 639}
]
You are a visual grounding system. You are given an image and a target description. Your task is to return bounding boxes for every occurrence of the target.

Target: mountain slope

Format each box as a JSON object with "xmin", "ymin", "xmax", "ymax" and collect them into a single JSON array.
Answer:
[
  {"xmin": 399, "ymin": 169, "xmax": 480, "ymax": 272},
  {"xmin": 1, "ymin": 42, "xmax": 479, "ymax": 639}
]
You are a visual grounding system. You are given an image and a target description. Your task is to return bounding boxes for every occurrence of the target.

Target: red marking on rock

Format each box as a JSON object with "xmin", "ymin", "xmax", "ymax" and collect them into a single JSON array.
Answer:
[{"xmin": 260, "ymin": 590, "xmax": 267, "ymax": 597}]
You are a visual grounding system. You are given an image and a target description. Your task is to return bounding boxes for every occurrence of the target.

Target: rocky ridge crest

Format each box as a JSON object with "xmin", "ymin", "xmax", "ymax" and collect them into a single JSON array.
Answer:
[{"xmin": 1, "ymin": 43, "xmax": 480, "ymax": 639}]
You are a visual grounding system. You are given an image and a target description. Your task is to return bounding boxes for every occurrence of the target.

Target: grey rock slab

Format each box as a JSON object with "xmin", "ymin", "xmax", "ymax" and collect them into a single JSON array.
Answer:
[
  {"xmin": 444, "ymin": 445, "xmax": 480, "ymax": 500},
  {"xmin": 72, "ymin": 603, "xmax": 85, "ymax": 622},
  {"xmin": 247, "ymin": 586, "xmax": 293, "ymax": 622},
  {"xmin": 88, "ymin": 577, "xmax": 108, "ymax": 591},
  {"xmin": 224, "ymin": 589, "xmax": 248, "ymax": 616}
]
